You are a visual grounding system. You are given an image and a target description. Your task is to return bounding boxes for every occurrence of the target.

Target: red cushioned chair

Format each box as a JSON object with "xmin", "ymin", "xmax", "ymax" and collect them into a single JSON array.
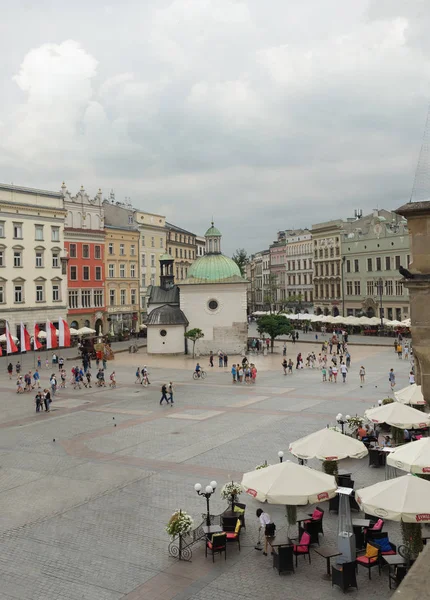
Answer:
[
  {"xmin": 291, "ymin": 531, "xmax": 311, "ymax": 567},
  {"xmin": 364, "ymin": 518, "xmax": 384, "ymax": 544},
  {"xmin": 205, "ymin": 533, "xmax": 227, "ymax": 562},
  {"xmin": 356, "ymin": 541, "xmax": 382, "ymax": 579},
  {"xmin": 223, "ymin": 519, "xmax": 241, "ymax": 551},
  {"xmin": 369, "ymin": 532, "xmax": 397, "ymax": 556}
]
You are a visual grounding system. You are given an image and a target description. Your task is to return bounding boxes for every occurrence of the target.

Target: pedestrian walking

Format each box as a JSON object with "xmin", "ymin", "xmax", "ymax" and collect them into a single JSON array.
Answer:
[
  {"xmin": 404, "ymin": 344, "xmax": 409, "ymax": 360},
  {"xmin": 328, "ymin": 366, "xmax": 333, "ymax": 383},
  {"xmin": 296, "ymin": 353, "xmax": 302, "ymax": 369},
  {"xmin": 85, "ymin": 371, "xmax": 92, "ymax": 388},
  {"xmin": 389, "ymin": 368, "xmax": 396, "ymax": 390},
  {"xmin": 16, "ymin": 361, "xmax": 21, "ymax": 375},
  {"xmin": 60, "ymin": 369, "xmax": 66, "ymax": 388},
  {"xmin": 109, "ymin": 371, "xmax": 116, "ymax": 388},
  {"xmin": 332, "ymin": 365, "xmax": 338, "ymax": 383},
  {"xmin": 256, "ymin": 509, "xmax": 276, "ymax": 556},
  {"xmin": 409, "ymin": 371, "xmax": 415, "ymax": 385},
  {"xmin": 282, "ymin": 359, "xmax": 288, "ymax": 375},
  {"xmin": 251, "ymin": 364, "xmax": 257, "ymax": 384},
  {"xmin": 359, "ymin": 366, "xmax": 365, "ymax": 383},
  {"xmin": 135, "ymin": 367, "xmax": 141, "ymax": 384},
  {"xmin": 237, "ymin": 365, "xmax": 243, "ymax": 383},
  {"xmin": 340, "ymin": 363, "xmax": 348, "ymax": 383},
  {"xmin": 16, "ymin": 376, "xmax": 24, "ymax": 393},
  {"xmin": 43, "ymin": 389, "xmax": 51, "ymax": 412},
  {"xmin": 397, "ymin": 343, "xmax": 403, "ymax": 359},
  {"xmin": 160, "ymin": 383, "xmax": 169, "ymax": 405},
  {"xmin": 35, "ymin": 391, "xmax": 43, "ymax": 412},
  {"xmin": 168, "ymin": 381, "xmax": 174, "ymax": 404},
  {"xmin": 58, "ymin": 356, "xmax": 64, "ymax": 371},
  {"xmin": 141, "ymin": 366, "xmax": 150, "ymax": 385},
  {"xmin": 322, "ymin": 366, "xmax": 327, "ymax": 382},
  {"xmin": 218, "ymin": 350, "xmax": 223, "ymax": 367},
  {"xmin": 231, "ymin": 364, "xmax": 237, "ymax": 383},
  {"xmin": 7, "ymin": 362, "xmax": 13, "ymax": 379},
  {"xmin": 50, "ymin": 374, "xmax": 57, "ymax": 396},
  {"xmin": 287, "ymin": 359, "xmax": 293, "ymax": 374},
  {"xmin": 223, "ymin": 353, "xmax": 228, "ymax": 367},
  {"xmin": 37, "ymin": 356, "xmax": 41, "ymax": 369},
  {"xmin": 209, "ymin": 351, "xmax": 214, "ymax": 367},
  {"xmin": 282, "ymin": 343, "xmax": 287, "ymax": 357}
]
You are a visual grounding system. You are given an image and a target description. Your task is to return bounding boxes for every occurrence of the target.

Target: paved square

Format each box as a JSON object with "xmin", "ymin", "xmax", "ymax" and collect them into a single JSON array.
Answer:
[{"xmin": 0, "ymin": 339, "xmax": 418, "ymax": 599}]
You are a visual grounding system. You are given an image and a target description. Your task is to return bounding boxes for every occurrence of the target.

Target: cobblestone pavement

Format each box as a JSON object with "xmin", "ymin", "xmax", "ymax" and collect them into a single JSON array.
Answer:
[{"xmin": 0, "ymin": 342, "xmax": 415, "ymax": 599}]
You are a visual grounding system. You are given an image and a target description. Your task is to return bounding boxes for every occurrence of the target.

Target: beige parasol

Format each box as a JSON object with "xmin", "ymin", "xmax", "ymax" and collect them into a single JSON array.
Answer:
[
  {"xmin": 394, "ymin": 384, "xmax": 426, "ymax": 406},
  {"xmin": 387, "ymin": 438, "xmax": 430, "ymax": 475},
  {"xmin": 289, "ymin": 427, "xmax": 368, "ymax": 461},
  {"xmin": 365, "ymin": 403, "xmax": 430, "ymax": 429}
]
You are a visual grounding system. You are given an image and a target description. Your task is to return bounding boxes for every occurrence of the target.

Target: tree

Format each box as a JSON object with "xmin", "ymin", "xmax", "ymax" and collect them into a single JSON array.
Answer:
[
  {"xmin": 263, "ymin": 274, "xmax": 280, "ymax": 314},
  {"xmin": 232, "ymin": 248, "xmax": 248, "ymax": 277},
  {"xmin": 256, "ymin": 315, "xmax": 292, "ymax": 353},
  {"xmin": 184, "ymin": 328, "xmax": 204, "ymax": 358}
]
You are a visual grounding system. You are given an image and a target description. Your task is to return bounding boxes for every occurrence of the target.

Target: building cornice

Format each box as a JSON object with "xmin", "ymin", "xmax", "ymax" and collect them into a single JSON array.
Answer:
[{"xmin": 0, "ymin": 199, "xmax": 66, "ymax": 215}]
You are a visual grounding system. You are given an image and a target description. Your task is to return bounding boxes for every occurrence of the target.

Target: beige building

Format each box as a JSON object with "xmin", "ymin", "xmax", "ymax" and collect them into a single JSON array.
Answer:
[
  {"xmin": 0, "ymin": 183, "xmax": 67, "ymax": 338},
  {"xmin": 285, "ymin": 229, "xmax": 314, "ymax": 312},
  {"xmin": 104, "ymin": 225, "xmax": 140, "ymax": 335},
  {"xmin": 312, "ymin": 219, "xmax": 343, "ymax": 316},
  {"xmin": 165, "ymin": 222, "xmax": 197, "ymax": 281}
]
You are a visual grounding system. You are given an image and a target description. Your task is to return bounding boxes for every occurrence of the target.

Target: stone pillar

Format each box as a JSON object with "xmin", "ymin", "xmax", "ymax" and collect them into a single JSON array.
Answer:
[{"xmin": 395, "ymin": 202, "xmax": 430, "ymax": 404}]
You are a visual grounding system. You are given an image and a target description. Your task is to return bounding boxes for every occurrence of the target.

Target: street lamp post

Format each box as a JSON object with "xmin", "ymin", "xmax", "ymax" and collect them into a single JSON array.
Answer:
[
  {"xmin": 194, "ymin": 481, "xmax": 217, "ymax": 527},
  {"xmin": 278, "ymin": 450, "xmax": 284, "ymax": 463},
  {"xmin": 336, "ymin": 413, "xmax": 350, "ymax": 435}
]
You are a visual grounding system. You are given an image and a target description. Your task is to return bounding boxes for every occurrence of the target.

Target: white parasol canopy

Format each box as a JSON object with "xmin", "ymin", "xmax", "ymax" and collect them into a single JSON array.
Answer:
[
  {"xmin": 289, "ymin": 427, "xmax": 368, "ymax": 461},
  {"xmin": 387, "ymin": 438, "xmax": 430, "ymax": 475},
  {"xmin": 69, "ymin": 328, "xmax": 79, "ymax": 335},
  {"xmin": 0, "ymin": 333, "xmax": 18, "ymax": 342},
  {"xmin": 241, "ymin": 461, "xmax": 337, "ymax": 505},
  {"xmin": 77, "ymin": 327, "xmax": 96, "ymax": 335},
  {"xmin": 394, "ymin": 384, "xmax": 426, "ymax": 406},
  {"xmin": 365, "ymin": 403, "xmax": 430, "ymax": 429},
  {"xmin": 356, "ymin": 474, "xmax": 430, "ymax": 523}
]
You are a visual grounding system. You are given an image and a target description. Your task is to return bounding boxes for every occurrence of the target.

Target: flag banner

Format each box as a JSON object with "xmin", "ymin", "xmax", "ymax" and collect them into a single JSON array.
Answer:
[
  {"xmin": 59, "ymin": 319, "xmax": 70, "ymax": 348},
  {"xmin": 46, "ymin": 320, "xmax": 58, "ymax": 349},
  {"xmin": 20, "ymin": 323, "xmax": 31, "ymax": 352},
  {"xmin": 6, "ymin": 322, "xmax": 18, "ymax": 354},
  {"xmin": 34, "ymin": 324, "xmax": 42, "ymax": 350}
]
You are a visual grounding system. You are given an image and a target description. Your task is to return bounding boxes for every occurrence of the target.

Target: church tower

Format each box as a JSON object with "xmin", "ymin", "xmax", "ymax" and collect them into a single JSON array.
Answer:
[
  {"xmin": 159, "ymin": 253, "xmax": 175, "ymax": 290},
  {"xmin": 205, "ymin": 222, "xmax": 222, "ymax": 254}
]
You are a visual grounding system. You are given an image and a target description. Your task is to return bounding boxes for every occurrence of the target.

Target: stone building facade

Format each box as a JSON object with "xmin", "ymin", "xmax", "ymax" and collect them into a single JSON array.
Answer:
[
  {"xmin": 269, "ymin": 232, "xmax": 286, "ymax": 312},
  {"xmin": 285, "ymin": 228, "xmax": 313, "ymax": 312},
  {"xmin": 312, "ymin": 219, "xmax": 343, "ymax": 316},
  {"xmin": 0, "ymin": 183, "xmax": 67, "ymax": 338},
  {"xmin": 165, "ymin": 222, "xmax": 197, "ymax": 282}
]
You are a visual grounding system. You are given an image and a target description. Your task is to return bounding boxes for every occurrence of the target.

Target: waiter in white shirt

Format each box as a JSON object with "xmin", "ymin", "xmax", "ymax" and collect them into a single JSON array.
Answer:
[{"xmin": 256, "ymin": 509, "xmax": 276, "ymax": 555}]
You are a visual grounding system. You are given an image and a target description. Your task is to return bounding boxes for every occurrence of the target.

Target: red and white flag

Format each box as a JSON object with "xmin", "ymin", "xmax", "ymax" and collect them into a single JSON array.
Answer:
[
  {"xmin": 34, "ymin": 324, "xmax": 42, "ymax": 350},
  {"xmin": 58, "ymin": 319, "xmax": 71, "ymax": 348},
  {"xmin": 20, "ymin": 323, "xmax": 31, "ymax": 352},
  {"xmin": 46, "ymin": 320, "xmax": 58, "ymax": 349},
  {"xmin": 6, "ymin": 322, "xmax": 18, "ymax": 354}
]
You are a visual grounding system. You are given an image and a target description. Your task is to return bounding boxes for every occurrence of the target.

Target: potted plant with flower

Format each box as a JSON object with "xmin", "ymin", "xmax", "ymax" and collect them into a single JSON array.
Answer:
[
  {"xmin": 220, "ymin": 481, "xmax": 244, "ymax": 508},
  {"xmin": 166, "ymin": 509, "xmax": 194, "ymax": 560}
]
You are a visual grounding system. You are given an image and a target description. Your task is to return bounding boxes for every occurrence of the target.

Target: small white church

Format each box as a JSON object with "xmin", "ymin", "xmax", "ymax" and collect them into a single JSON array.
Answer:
[{"xmin": 146, "ymin": 223, "xmax": 248, "ymax": 355}]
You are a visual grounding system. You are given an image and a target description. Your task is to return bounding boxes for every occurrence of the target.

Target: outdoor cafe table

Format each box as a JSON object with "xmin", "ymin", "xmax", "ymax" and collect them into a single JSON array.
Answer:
[
  {"xmin": 267, "ymin": 533, "xmax": 293, "ymax": 549},
  {"xmin": 202, "ymin": 525, "xmax": 222, "ymax": 537},
  {"xmin": 352, "ymin": 519, "xmax": 371, "ymax": 550},
  {"xmin": 313, "ymin": 546, "xmax": 342, "ymax": 579}
]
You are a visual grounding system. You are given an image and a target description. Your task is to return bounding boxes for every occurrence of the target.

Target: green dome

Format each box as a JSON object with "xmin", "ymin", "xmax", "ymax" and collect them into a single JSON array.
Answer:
[
  {"xmin": 160, "ymin": 252, "xmax": 174, "ymax": 261},
  {"xmin": 184, "ymin": 254, "xmax": 243, "ymax": 284},
  {"xmin": 204, "ymin": 224, "xmax": 222, "ymax": 237}
]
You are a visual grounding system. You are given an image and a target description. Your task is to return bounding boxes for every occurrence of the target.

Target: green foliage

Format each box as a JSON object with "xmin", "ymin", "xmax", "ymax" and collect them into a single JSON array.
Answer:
[
  {"xmin": 401, "ymin": 521, "xmax": 423, "ymax": 558},
  {"xmin": 256, "ymin": 315, "xmax": 292, "ymax": 352},
  {"xmin": 382, "ymin": 397, "xmax": 394, "ymax": 405},
  {"xmin": 184, "ymin": 328, "xmax": 204, "ymax": 358},
  {"xmin": 391, "ymin": 426, "xmax": 405, "ymax": 446},
  {"xmin": 286, "ymin": 505, "xmax": 297, "ymax": 527},
  {"xmin": 232, "ymin": 248, "xmax": 248, "ymax": 277},
  {"xmin": 322, "ymin": 460, "xmax": 339, "ymax": 481}
]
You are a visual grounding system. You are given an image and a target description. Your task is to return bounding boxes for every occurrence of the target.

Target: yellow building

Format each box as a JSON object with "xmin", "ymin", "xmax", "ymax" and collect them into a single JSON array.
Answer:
[
  {"xmin": 105, "ymin": 225, "xmax": 140, "ymax": 336},
  {"xmin": 165, "ymin": 222, "xmax": 197, "ymax": 281}
]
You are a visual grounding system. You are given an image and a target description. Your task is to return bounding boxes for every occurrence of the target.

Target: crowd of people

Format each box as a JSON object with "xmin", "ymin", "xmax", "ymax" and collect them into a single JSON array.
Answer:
[{"xmin": 231, "ymin": 357, "xmax": 257, "ymax": 383}]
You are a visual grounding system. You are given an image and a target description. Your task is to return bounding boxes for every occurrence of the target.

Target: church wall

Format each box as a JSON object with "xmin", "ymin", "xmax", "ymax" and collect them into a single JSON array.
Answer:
[
  {"xmin": 147, "ymin": 324, "xmax": 185, "ymax": 354},
  {"xmin": 180, "ymin": 283, "xmax": 248, "ymax": 354}
]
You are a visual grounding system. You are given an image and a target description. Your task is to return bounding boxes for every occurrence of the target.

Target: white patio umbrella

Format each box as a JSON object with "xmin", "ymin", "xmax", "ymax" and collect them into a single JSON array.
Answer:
[
  {"xmin": 77, "ymin": 326, "xmax": 96, "ymax": 335},
  {"xmin": 356, "ymin": 474, "xmax": 430, "ymax": 522},
  {"xmin": 241, "ymin": 461, "xmax": 337, "ymax": 505},
  {"xmin": 401, "ymin": 318, "xmax": 411, "ymax": 327},
  {"xmin": 394, "ymin": 384, "xmax": 426, "ymax": 406},
  {"xmin": 289, "ymin": 428, "xmax": 368, "ymax": 461},
  {"xmin": 387, "ymin": 438, "xmax": 430, "ymax": 475},
  {"xmin": 69, "ymin": 328, "xmax": 79, "ymax": 335},
  {"xmin": 365, "ymin": 403, "xmax": 430, "ymax": 429},
  {"xmin": 0, "ymin": 333, "xmax": 18, "ymax": 342}
]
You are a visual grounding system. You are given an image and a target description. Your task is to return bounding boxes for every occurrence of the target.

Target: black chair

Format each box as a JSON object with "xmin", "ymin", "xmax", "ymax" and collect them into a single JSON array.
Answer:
[
  {"xmin": 232, "ymin": 501, "xmax": 246, "ymax": 528},
  {"xmin": 367, "ymin": 531, "xmax": 397, "ymax": 557},
  {"xmin": 205, "ymin": 533, "xmax": 227, "ymax": 562},
  {"xmin": 291, "ymin": 531, "xmax": 311, "ymax": 567},
  {"xmin": 299, "ymin": 521, "xmax": 320, "ymax": 546},
  {"xmin": 356, "ymin": 541, "xmax": 382, "ymax": 580},
  {"xmin": 332, "ymin": 561, "xmax": 358, "ymax": 593},
  {"xmin": 273, "ymin": 545, "xmax": 294, "ymax": 575},
  {"xmin": 389, "ymin": 566, "xmax": 407, "ymax": 590},
  {"xmin": 221, "ymin": 516, "xmax": 237, "ymax": 532}
]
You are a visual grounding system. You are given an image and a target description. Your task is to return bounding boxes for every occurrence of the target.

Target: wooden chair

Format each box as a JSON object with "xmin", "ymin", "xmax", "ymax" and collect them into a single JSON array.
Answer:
[
  {"xmin": 332, "ymin": 561, "xmax": 358, "ymax": 592},
  {"xmin": 273, "ymin": 545, "xmax": 294, "ymax": 575},
  {"xmin": 205, "ymin": 533, "xmax": 227, "ymax": 562}
]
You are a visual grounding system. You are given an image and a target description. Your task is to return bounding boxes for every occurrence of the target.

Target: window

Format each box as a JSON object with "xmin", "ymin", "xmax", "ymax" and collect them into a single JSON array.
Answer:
[
  {"xmin": 14, "ymin": 251, "xmax": 22, "ymax": 267},
  {"xmin": 0, "ymin": 285, "xmax": 4, "ymax": 303},
  {"xmin": 130, "ymin": 244, "xmax": 135, "ymax": 256},
  {"xmin": 150, "ymin": 275, "xmax": 155, "ymax": 286},
  {"xmin": 354, "ymin": 259, "xmax": 359, "ymax": 273},
  {"xmin": 35, "ymin": 252, "xmax": 43, "ymax": 267},
  {"xmin": 52, "ymin": 284, "xmax": 60, "ymax": 302},
  {"xmin": 160, "ymin": 238, "xmax": 163, "ymax": 248},
  {"xmin": 94, "ymin": 290, "xmax": 103, "ymax": 307},
  {"xmin": 395, "ymin": 280, "xmax": 403, "ymax": 296},
  {"xmin": 14, "ymin": 285, "xmax": 23, "ymax": 303},
  {"xmin": 395, "ymin": 255, "xmax": 401, "ymax": 269},
  {"xmin": 407, "ymin": 254, "xmax": 410, "ymax": 266},
  {"xmin": 376, "ymin": 257, "xmax": 381, "ymax": 271},
  {"xmin": 0, "ymin": 221, "xmax": 4, "ymax": 237},
  {"xmin": 35, "ymin": 225, "xmax": 44, "ymax": 240},
  {"xmin": 141, "ymin": 254, "xmax": 146, "ymax": 267},
  {"xmin": 109, "ymin": 289, "xmax": 115, "ymax": 306},
  {"xmin": 83, "ymin": 244, "xmax": 89, "ymax": 258},
  {"xmin": 0, "ymin": 250, "xmax": 3, "ymax": 267},
  {"xmin": 70, "ymin": 266, "xmax": 77, "ymax": 280},
  {"xmin": 52, "ymin": 253, "xmax": 59, "ymax": 268},
  {"xmin": 367, "ymin": 258, "xmax": 372, "ymax": 272},
  {"xmin": 130, "ymin": 264, "xmax": 136, "ymax": 277},
  {"xmin": 160, "ymin": 329, "xmax": 167, "ymax": 337},
  {"xmin": 180, "ymin": 248, "xmax": 183, "ymax": 258},
  {"xmin": 151, "ymin": 237, "xmax": 155, "ymax": 247},
  {"xmin": 367, "ymin": 281, "xmax": 374, "ymax": 296},
  {"xmin": 108, "ymin": 243, "xmax": 114, "ymax": 255},
  {"xmin": 396, "ymin": 308, "xmax": 402, "ymax": 321},
  {"xmin": 95, "ymin": 245, "xmax": 101, "ymax": 259},
  {"xmin": 13, "ymin": 223, "xmax": 23, "ymax": 238},
  {"xmin": 354, "ymin": 281, "xmax": 361, "ymax": 296},
  {"xmin": 120, "ymin": 289, "xmax": 126, "ymax": 305},
  {"xmin": 119, "ymin": 244, "xmax": 125, "ymax": 256},
  {"xmin": 119, "ymin": 264, "xmax": 125, "ymax": 277},
  {"xmin": 108, "ymin": 264, "xmax": 114, "ymax": 277},
  {"xmin": 95, "ymin": 266, "xmax": 102, "ymax": 280},
  {"xmin": 83, "ymin": 266, "xmax": 90, "ymax": 280},
  {"xmin": 128, "ymin": 215, "xmax": 133, "ymax": 224},
  {"xmin": 385, "ymin": 256, "xmax": 390, "ymax": 270},
  {"xmin": 208, "ymin": 299, "xmax": 219, "ymax": 310},
  {"xmin": 131, "ymin": 289, "xmax": 136, "ymax": 304},
  {"xmin": 51, "ymin": 227, "xmax": 60, "ymax": 241},
  {"xmin": 81, "ymin": 290, "xmax": 91, "ymax": 308},
  {"xmin": 69, "ymin": 244, "xmax": 77, "ymax": 258},
  {"xmin": 141, "ymin": 235, "xmax": 145, "ymax": 246},
  {"xmin": 68, "ymin": 290, "xmax": 79, "ymax": 308},
  {"xmin": 175, "ymin": 248, "xmax": 178, "ymax": 258},
  {"xmin": 385, "ymin": 280, "xmax": 393, "ymax": 296},
  {"xmin": 346, "ymin": 260, "xmax": 351, "ymax": 273},
  {"xmin": 141, "ymin": 274, "xmax": 146, "ymax": 287},
  {"xmin": 346, "ymin": 281, "xmax": 353, "ymax": 295},
  {"xmin": 151, "ymin": 254, "xmax": 155, "ymax": 267}
]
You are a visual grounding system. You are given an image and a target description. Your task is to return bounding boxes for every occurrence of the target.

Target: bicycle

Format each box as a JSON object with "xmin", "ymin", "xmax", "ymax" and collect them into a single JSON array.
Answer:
[{"xmin": 193, "ymin": 370, "xmax": 207, "ymax": 380}]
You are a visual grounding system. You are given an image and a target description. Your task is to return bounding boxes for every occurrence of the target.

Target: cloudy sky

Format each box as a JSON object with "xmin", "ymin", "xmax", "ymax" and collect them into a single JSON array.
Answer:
[{"xmin": 1, "ymin": 0, "xmax": 429, "ymax": 254}]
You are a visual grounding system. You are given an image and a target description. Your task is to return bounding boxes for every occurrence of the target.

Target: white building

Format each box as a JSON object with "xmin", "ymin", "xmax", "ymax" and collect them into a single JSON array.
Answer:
[
  {"xmin": 285, "ymin": 229, "xmax": 314, "ymax": 312},
  {"xmin": 0, "ymin": 183, "xmax": 67, "ymax": 338}
]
